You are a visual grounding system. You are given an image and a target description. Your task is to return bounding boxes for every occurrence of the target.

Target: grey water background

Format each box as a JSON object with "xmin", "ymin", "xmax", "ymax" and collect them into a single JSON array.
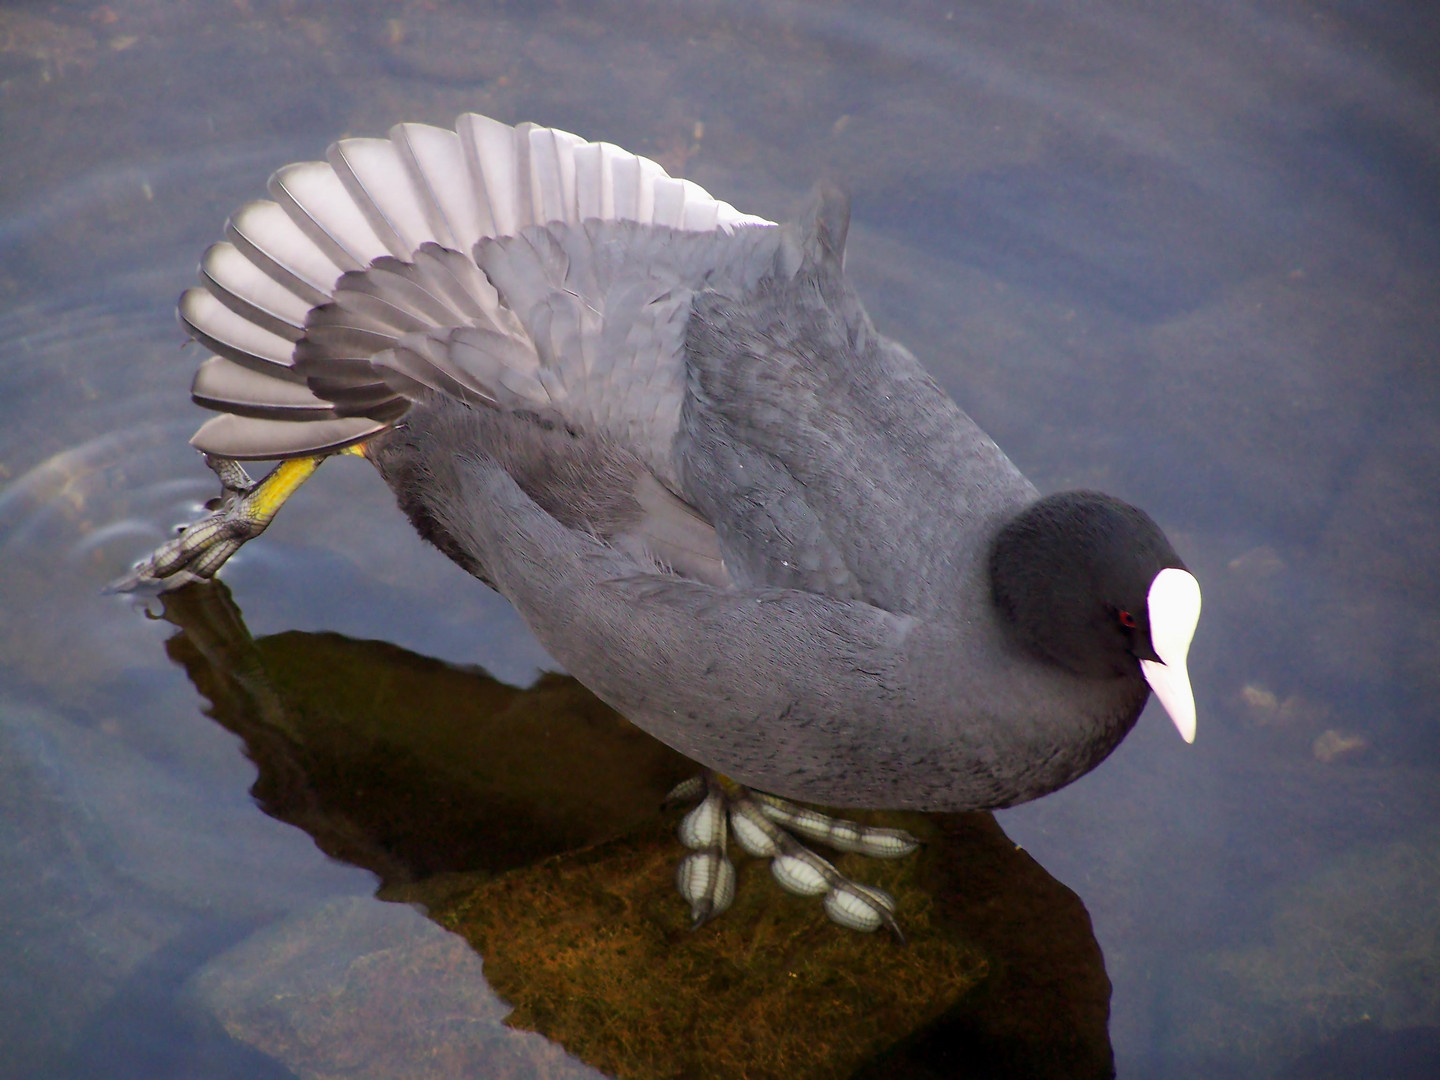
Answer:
[{"xmin": 1, "ymin": 0, "xmax": 1437, "ymax": 1076}]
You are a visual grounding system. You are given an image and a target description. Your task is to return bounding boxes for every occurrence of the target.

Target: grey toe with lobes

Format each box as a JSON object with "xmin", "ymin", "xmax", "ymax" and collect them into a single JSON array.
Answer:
[{"xmin": 150, "ymin": 113, "xmax": 1200, "ymax": 815}]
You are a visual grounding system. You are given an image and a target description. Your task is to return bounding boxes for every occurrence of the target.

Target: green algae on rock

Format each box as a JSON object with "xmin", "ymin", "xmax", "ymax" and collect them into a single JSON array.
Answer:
[{"xmin": 427, "ymin": 814, "xmax": 984, "ymax": 1080}]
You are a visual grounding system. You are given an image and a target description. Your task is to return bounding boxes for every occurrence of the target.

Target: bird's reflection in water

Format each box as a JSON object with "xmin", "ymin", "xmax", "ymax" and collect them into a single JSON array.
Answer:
[{"xmin": 158, "ymin": 583, "xmax": 1117, "ymax": 1079}]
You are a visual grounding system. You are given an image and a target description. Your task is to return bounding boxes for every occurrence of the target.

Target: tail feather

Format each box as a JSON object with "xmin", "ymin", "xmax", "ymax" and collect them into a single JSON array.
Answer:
[
  {"xmin": 329, "ymin": 137, "xmax": 438, "ymax": 258},
  {"xmin": 681, "ymin": 187, "xmax": 721, "ymax": 231},
  {"xmin": 391, "ymin": 122, "xmax": 481, "ymax": 251},
  {"xmin": 571, "ymin": 141, "xmax": 610, "ymax": 220},
  {"xmin": 192, "ymin": 413, "xmax": 389, "ymax": 459},
  {"xmin": 269, "ymin": 161, "xmax": 384, "ymax": 269},
  {"xmin": 192, "ymin": 356, "xmax": 335, "ymax": 416},
  {"xmin": 226, "ymin": 200, "xmax": 340, "ymax": 304},
  {"xmin": 524, "ymin": 125, "xmax": 583, "ymax": 225},
  {"xmin": 459, "ymin": 113, "xmax": 523, "ymax": 235},
  {"xmin": 179, "ymin": 288, "xmax": 300, "ymax": 374},
  {"xmin": 608, "ymin": 152, "xmax": 643, "ymax": 221},
  {"xmin": 199, "ymin": 242, "xmax": 308, "ymax": 340}
]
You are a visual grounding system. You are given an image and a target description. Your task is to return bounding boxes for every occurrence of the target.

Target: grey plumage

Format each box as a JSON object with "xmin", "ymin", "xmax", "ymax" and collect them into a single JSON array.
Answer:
[
  {"xmin": 173, "ymin": 113, "xmax": 1194, "ymax": 812},
  {"xmin": 363, "ymin": 198, "xmax": 1146, "ymax": 809}
]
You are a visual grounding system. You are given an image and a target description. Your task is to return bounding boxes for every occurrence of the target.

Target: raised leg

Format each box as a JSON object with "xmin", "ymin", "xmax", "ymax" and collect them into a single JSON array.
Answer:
[
  {"xmin": 669, "ymin": 772, "xmax": 920, "ymax": 940},
  {"xmin": 110, "ymin": 451, "xmax": 342, "ymax": 592}
]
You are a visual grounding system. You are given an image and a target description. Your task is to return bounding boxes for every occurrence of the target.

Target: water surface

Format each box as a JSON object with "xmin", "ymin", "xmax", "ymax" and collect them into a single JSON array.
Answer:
[{"xmin": 2, "ymin": 1, "xmax": 1438, "ymax": 1076}]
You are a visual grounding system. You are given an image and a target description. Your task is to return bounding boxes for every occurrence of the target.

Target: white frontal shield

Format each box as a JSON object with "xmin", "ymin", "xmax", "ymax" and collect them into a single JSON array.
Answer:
[{"xmin": 1139, "ymin": 567, "xmax": 1201, "ymax": 743}]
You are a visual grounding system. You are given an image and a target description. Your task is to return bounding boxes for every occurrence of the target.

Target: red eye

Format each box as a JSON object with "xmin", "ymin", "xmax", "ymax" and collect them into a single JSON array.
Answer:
[{"xmin": 1118, "ymin": 610, "xmax": 1137, "ymax": 629}]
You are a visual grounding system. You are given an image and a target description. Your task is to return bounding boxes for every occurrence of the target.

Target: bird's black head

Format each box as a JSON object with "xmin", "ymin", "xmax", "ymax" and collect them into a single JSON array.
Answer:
[{"xmin": 989, "ymin": 490, "xmax": 1201, "ymax": 740}]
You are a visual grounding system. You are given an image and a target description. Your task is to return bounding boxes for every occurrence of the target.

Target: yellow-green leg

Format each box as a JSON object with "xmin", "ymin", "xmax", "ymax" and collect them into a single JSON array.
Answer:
[{"xmin": 111, "ymin": 447, "xmax": 361, "ymax": 592}]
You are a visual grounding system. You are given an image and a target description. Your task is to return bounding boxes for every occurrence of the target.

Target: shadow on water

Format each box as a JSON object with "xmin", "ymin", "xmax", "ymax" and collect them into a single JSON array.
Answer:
[{"xmin": 156, "ymin": 582, "xmax": 1116, "ymax": 1079}]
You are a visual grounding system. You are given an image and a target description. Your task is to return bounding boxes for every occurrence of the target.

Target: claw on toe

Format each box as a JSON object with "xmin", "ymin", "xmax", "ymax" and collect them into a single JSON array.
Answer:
[
  {"xmin": 676, "ymin": 850, "xmax": 737, "ymax": 928},
  {"xmin": 675, "ymin": 784, "xmax": 737, "ymax": 926},
  {"xmin": 667, "ymin": 772, "xmax": 918, "ymax": 940}
]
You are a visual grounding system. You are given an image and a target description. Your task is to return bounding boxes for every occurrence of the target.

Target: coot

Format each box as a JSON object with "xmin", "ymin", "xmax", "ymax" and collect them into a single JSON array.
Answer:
[{"xmin": 120, "ymin": 114, "xmax": 1200, "ymax": 934}]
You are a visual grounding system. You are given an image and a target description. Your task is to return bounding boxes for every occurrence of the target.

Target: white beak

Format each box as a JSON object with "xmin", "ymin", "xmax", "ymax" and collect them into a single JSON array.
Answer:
[{"xmin": 1139, "ymin": 567, "xmax": 1201, "ymax": 743}]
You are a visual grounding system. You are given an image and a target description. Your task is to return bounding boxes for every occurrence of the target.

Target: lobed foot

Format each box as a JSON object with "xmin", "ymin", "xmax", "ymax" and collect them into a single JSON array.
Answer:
[
  {"xmin": 109, "ymin": 454, "xmax": 322, "ymax": 593},
  {"xmin": 668, "ymin": 772, "xmax": 920, "ymax": 941}
]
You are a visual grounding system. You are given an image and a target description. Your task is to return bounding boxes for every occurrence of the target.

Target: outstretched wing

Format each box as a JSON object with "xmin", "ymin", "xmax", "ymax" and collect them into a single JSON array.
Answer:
[{"xmin": 180, "ymin": 114, "xmax": 773, "ymax": 460}]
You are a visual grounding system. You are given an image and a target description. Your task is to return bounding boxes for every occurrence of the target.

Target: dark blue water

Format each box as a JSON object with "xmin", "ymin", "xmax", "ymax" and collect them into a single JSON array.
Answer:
[{"xmin": 2, "ymin": 1, "xmax": 1437, "ymax": 1076}]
